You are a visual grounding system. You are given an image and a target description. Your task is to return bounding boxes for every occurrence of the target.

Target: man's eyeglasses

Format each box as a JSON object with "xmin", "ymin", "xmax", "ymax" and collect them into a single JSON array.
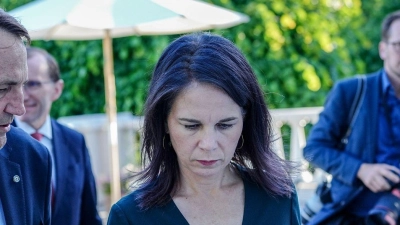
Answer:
[
  {"xmin": 23, "ymin": 80, "xmax": 54, "ymax": 91},
  {"xmin": 387, "ymin": 41, "xmax": 400, "ymax": 53}
]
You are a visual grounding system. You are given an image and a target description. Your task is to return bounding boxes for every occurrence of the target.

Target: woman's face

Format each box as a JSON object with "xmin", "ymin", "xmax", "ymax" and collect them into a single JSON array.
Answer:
[{"xmin": 167, "ymin": 82, "xmax": 244, "ymax": 178}]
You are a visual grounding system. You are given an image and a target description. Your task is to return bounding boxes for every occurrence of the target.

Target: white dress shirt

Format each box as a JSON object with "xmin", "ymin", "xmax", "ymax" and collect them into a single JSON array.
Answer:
[{"xmin": 15, "ymin": 116, "xmax": 56, "ymax": 188}]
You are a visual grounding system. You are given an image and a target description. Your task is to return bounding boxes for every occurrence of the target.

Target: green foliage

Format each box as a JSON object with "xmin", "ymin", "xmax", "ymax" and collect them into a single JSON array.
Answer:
[
  {"xmin": 0, "ymin": 0, "xmax": 31, "ymax": 11},
  {"xmin": 2, "ymin": 0, "xmax": 396, "ymax": 118},
  {"xmin": 217, "ymin": 0, "xmax": 368, "ymax": 108}
]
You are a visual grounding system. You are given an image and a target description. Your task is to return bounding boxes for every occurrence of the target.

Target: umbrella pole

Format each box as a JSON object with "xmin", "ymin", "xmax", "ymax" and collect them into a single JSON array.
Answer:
[{"xmin": 103, "ymin": 29, "xmax": 121, "ymax": 205}]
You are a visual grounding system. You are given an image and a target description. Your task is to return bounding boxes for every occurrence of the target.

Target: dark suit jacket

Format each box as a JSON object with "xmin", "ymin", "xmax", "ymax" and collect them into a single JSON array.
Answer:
[
  {"xmin": 50, "ymin": 119, "xmax": 102, "ymax": 225},
  {"xmin": 303, "ymin": 70, "xmax": 382, "ymax": 224},
  {"xmin": 0, "ymin": 126, "xmax": 52, "ymax": 225},
  {"xmin": 13, "ymin": 119, "xmax": 102, "ymax": 225}
]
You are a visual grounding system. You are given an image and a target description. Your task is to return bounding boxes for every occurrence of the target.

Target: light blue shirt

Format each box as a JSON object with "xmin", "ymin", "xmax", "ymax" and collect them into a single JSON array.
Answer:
[
  {"xmin": 376, "ymin": 70, "xmax": 400, "ymax": 166},
  {"xmin": 0, "ymin": 198, "xmax": 6, "ymax": 224}
]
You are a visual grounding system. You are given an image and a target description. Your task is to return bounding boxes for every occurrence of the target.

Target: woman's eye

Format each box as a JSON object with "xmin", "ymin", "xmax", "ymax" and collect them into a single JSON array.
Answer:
[
  {"xmin": 217, "ymin": 123, "xmax": 233, "ymax": 130},
  {"xmin": 184, "ymin": 124, "xmax": 200, "ymax": 130}
]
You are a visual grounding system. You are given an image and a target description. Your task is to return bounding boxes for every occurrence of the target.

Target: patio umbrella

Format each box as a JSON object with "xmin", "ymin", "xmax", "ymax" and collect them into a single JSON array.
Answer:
[{"xmin": 9, "ymin": 0, "xmax": 249, "ymax": 204}]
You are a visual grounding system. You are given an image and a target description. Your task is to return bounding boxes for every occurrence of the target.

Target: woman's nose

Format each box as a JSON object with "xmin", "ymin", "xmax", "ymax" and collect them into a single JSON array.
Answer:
[{"xmin": 198, "ymin": 129, "xmax": 218, "ymax": 151}]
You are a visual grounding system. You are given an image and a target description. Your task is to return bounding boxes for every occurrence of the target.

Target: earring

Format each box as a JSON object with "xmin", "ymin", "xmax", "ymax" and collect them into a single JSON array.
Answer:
[
  {"xmin": 163, "ymin": 136, "xmax": 166, "ymax": 149},
  {"xmin": 237, "ymin": 135, "xmax": 244, "ymax": 149}
]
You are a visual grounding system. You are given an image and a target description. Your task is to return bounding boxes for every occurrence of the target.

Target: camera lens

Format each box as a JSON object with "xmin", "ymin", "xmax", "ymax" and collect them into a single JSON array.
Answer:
[
  {"xmin": 301, "ymin": 195, "xmax": 323, "ymax": 224},
  {"xmin": 366, "ymin": 188, "xmax": 400, "ymax": 225}
]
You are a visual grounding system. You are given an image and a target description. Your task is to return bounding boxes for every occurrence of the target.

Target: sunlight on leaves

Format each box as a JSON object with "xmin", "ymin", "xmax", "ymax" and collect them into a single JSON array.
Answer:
[{"xmin": 280, "ymin": 14, "xmax": 297, "ymax": 29}]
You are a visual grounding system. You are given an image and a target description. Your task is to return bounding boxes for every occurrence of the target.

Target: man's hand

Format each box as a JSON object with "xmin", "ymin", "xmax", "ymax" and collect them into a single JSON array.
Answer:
[{"xmin": 357, "ymin": 163, "xmax": 400, "ymax": 192}]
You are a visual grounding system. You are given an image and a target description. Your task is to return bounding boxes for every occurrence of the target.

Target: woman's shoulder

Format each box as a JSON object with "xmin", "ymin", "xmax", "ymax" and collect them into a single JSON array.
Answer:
[
  {"xmin": 240, "ymin": 169, "xmax": 301, "ymax": 224},
  {"xmin": 109, "ymin": 191, "xmax": 142, "ymax": 219},
  {"xmin": 109, "ymin": 190, "xmax": 187, "ymax": 225},
  {"xmin": 109, "ymin": 191, "xmax": 152, "ymax": 224},
  {"xmin": 237, "ymin": 166, "xmax": 297, "ymax": 202}
]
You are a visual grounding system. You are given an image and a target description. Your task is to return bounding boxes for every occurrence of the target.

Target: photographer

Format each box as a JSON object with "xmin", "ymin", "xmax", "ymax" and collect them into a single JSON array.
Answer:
[{"xmin": 303, "ymin": 10, "xmax": 400, "ymax": 225}]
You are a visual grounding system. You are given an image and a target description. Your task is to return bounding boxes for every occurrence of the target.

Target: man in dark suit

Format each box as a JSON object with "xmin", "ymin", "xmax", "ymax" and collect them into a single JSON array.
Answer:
[
  {"xmin": 304, "ymin": 10, "xmax": 400, "ymax": 224},
  {"xmin": 14, "ymin": 47, "xmax": 102, "ymax": 225},
  {"xmin": 0, "ymin": 8, "xmax": 52, "ymax": 224}
]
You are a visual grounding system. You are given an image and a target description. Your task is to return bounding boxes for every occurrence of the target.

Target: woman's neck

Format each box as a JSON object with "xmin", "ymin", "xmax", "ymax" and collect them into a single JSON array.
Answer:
[{"xmin": 175, "ymin": 165, "xmax": 240, "ymax": 197}]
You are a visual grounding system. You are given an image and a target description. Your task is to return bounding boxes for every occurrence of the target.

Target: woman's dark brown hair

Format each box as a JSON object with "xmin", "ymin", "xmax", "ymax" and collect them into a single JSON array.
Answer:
[{"xmin": 134, "ymin": 32, "xmax": 296, "ymax": 209}]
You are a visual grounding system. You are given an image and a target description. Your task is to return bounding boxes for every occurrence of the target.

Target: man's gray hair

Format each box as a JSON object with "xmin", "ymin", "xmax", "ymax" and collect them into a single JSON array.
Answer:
[{"xmin": 0, "ymin": 8, "xmax": 30, "ymax": 43}]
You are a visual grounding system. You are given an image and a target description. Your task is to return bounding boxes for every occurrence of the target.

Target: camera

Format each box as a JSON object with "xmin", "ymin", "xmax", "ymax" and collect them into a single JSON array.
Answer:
[
  {"xmin": 301, "ymin": 180, "xmax": 332, "ymax": 224},
  {"xmin": 366, "ymin": 183, "xmax": 400, "ymax": 225}
]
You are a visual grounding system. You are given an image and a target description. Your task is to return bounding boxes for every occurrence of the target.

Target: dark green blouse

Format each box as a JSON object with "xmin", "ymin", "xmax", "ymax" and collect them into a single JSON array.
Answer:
[{"xmin": 107, "ymin": 175, "xmax": 301, "ymax": 225}]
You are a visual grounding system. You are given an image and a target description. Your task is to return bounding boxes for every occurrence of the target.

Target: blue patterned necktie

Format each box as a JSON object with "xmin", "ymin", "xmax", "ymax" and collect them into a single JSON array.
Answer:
[{"xmin": 388, "ymin": 96, "xmax": 400, "ymax": 145}]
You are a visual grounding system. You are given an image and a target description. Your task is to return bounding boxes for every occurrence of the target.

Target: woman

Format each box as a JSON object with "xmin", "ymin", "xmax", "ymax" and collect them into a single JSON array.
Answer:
[{"xmin": 108, "ymin": 32, "xmax": 301, "ymax": 225}]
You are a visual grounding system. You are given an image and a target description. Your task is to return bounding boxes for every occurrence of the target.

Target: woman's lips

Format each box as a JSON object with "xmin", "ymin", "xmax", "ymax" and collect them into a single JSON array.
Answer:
[{"xmin": 197, "ymin": 160, "xmax": 217, "ymax": 166}]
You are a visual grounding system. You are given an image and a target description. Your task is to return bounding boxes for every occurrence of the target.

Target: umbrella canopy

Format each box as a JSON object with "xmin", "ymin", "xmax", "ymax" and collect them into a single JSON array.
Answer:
[
  {"xmin": 11, "ymin": 0, "xmax": 249, "ymax": 39},
  {"xmin": 10, "ymin": 0, "xmax": 249, "ymax": 205}
]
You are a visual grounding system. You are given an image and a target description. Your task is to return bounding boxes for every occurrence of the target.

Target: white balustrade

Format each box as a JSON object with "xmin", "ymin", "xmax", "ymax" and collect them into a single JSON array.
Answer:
[{"xmin": 58, "ymin": 107, "xmax": 324, "ymax": 222}]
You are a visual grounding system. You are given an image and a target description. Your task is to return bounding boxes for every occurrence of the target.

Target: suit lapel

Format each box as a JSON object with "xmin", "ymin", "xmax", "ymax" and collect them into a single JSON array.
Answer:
[
  {"xmin": 363, "ymin": 71, "xmax": 382, "ymax": 162},
  {"xmin": 0, "ymin": 145, "xmax": 26, "ymax": 225},
  {"xmin": 50, "ymin": 119, "xmax": 69, "ymax": 215},
  {"xmin": 12, "ymin": 119, "xmax": 65, "ymax": 217}
]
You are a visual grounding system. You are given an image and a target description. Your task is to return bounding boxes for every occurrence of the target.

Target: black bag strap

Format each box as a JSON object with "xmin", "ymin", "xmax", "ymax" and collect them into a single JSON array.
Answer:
[
  {"xmin": 340, "ymin": 75, "xmax": 367, "ymax": 146},
  {"xmin": 319, "ymin": 75, "xmax": 366, "ymax": 203}
]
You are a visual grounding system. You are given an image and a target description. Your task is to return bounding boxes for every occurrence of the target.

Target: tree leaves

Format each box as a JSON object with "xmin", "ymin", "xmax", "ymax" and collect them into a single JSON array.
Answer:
[{"xmin": 3, "ymin": 0, "xmax": 393, "ymax": 117}]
